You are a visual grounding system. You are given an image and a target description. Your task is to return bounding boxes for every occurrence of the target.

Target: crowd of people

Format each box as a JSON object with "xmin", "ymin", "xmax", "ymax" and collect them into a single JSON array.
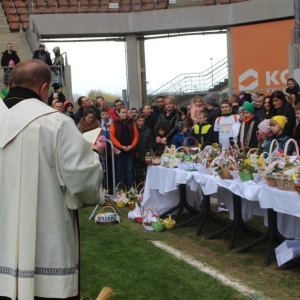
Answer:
[
  {"xmin": 2, "ymin": 56, "xmax": 300, "ymax": 299},
  {"xmin": 47, "ymin": 77, "xmax": 300, "ymax": 193}
]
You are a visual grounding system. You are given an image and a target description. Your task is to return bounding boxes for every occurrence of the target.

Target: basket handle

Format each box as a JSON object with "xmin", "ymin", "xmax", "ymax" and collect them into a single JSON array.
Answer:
[
  {"xmin": 284, "ymin": 138, "xmax": 299, "ymax": 156},
  {"xmin": 115, "ymin": 182, "xmax": 127, "ymax": 193},
  {"xmin": 247, "ymin": 148, "xmax": 259, "ymax": 157},
  {"xmin": 269, "ymin": 139, "xmax": 279, "ymax": 157},
  {"xmin": 136, "ymin": 181, "xmax": 145, "ymax": 191},
  {"xmin": 238, "ymin": 147, "xmax": 251, "ymax": 154},
  {"xmin": 98, "ymin": 206, "xmax": 117, "ymax": 214},
  {"xmin": 152, "ymin": 151, "xmax": 161, "ymax": 157},
  {"xmin": 183, "ymin": 136, "xmax": 199, "ymax": 147},
  {"xmin": 174, "ymin": 146, "xmax": 189, "ymax": 155}
]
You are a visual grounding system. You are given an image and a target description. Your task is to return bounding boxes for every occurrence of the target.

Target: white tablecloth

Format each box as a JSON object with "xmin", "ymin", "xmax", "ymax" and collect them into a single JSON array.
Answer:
[
  {"xmin": 142, "ymin": 165, "xmax": 300, "ymax": 238},
  {"xmin": 143, "ymin": 166, "xmax": 202, "ymax": 215}
]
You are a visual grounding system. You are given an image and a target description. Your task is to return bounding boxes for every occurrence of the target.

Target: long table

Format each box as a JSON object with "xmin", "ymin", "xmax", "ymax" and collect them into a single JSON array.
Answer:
[{"xmin": 142, "ymin": 165, "xmax": 300, "ymax": 265}]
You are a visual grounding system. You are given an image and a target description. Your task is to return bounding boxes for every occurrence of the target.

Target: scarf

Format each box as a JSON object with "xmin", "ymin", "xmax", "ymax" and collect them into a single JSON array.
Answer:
[
  {"xmin": 3, "ymin": 86, "xmax": 42, "ymax": 108},
  {"xmin": 78, "ymin": 117, "xmax": 99, "ymax": 133},
  {"xmin": 239, "ymin": 120, "xmax": 254, "ymax": 148},
  {"xmin": 243, "ymin": 115, "xmax": 254, "ymax": 124}
]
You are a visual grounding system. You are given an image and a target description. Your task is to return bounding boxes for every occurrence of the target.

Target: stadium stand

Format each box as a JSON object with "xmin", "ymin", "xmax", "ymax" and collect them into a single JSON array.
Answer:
[{"xmin": 1, "ymin": 0, "xmax": 250, "ymax": 32}]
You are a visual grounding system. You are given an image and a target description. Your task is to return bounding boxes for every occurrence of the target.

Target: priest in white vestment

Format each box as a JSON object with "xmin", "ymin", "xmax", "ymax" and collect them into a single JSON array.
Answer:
[{"xmin": 0, "ymin": 60, "xmax": 102, "ymax": 300}]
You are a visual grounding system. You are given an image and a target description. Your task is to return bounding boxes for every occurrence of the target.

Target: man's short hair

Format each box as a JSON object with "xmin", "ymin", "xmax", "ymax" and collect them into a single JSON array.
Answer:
[
  {"xmin": 295, "ymin": 104, "xmax": 300, "ymax": 112},
  {"xmin": 198, "ymin": 110, "xmax": 208, "ymax": 118},
  {"xmin": 100, "ymin": 108, "xmax": 108, "ymax": 113},
  {"xmin": 230, "ymin": 94, "xmax": 240, "ymax": 104},
  {"xmin": 156, "ymin": 96, "xmax": 165, "ymax": 100},
  {"xmin": 114, "ymin": 99, "xmax": 123, "ymax": 105},
  {"xmin": 9, "ymin": 59, "xmax": 52, "ymax": 90},
  {"xmin": 221, "ymin": 99, "xmax": 231, "ymax": 107},
  {"xmin": 96, "ymin": 96, "xmax": 104, "ymax": 101},
  {"xmin": 136, "ymin": 113, "xmax": 147, "ymax": 121},
  {"xmin": 77, "ymin": 96, "xmax": 85, "ymax": 107}
]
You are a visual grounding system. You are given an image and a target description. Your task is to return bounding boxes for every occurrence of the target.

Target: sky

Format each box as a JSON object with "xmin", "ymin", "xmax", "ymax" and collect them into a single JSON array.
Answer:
[{"xmin": 44, "ymin": 33, "xmax": 227, "ymax": 97}]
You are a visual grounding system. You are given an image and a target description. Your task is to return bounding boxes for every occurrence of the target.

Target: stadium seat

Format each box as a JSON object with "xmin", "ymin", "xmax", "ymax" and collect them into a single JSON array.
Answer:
[
  {"xmin": 143, "ymin": 3, "xmax": 154, "ymax": 10},
  {"xmin": 16, "ymin": 7, "xmax": 27, "ymax": 14},
  {"xmin": 155, "ymin": 1, "xmax": 167, "ymax": 9},
  {"xmin": 120, "ymin": 3, "xmax": 130, "ymax": 11},
  {"xmin": 204, "ymin": 0, "xmax": 215, "ymax": 5},
  {"xmin": 79, "ymin": 4, "xmax": 89, "ymax": 12},
  {"xmin": 14, "ymin": 1, "xmax": 26, "ymax": 8},
  {"xmin": 233, "ymin": 0, "xmax": 246, "ymax": 2},
  {"xmin": 220, "ymin": 0, "xmax": 231, "ymax": 3},
  {"xmin": 4, "ymin": 6, "xmax": 16, "ymax": 17},
  {"xmin": 133, "ymin": 3, "xmax": 141, "ymax": 11},
  {"xmin": 35, "ymin": 1, "xmax": 48, "ymax": 8},
  {"xmin": 89, "ymin": 0, "xmax": 100, "ymax": 6},
  {"xmin": 100, "ymin": 5, "xmax": 109, "ymax": 12}
]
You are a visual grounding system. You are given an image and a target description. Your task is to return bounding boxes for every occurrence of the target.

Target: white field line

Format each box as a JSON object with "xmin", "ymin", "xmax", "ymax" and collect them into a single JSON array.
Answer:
[{"xmin": 151, "ymin": 241, "xmax": 267, "ymax": 300}]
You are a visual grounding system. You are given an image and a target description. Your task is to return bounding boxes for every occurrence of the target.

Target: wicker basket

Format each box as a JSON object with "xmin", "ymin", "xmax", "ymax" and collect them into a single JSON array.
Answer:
[
  {"xmin": 183, "ymin": 137, "xmax": 200, "ymax": 155},
  {"xmin": 114, "ymin": 182, "xmax": 128, "ymax": 207},
  {"xmin": 239, "ymin": 171, "xmax": 253, "ymax": 182},
  {"xmin": 275, "ymin": 177, "xmax": 295, "ymax": 191},
  {"xmin": 152, "ymin": 152, "xmax": 161, "ymax": 166},
  {"xmin": 95, "ymin": 206, "xmax": 119, "ymax": 225},
  {"xmin": 265, "ymin": 175, "xmax": 277, "ymax": 187},
  {"xmin": 152, "ymin": 221, "xmax": 165, "ymax": 232},
  {"xmin": 219, "ymin": 167, "xmax": 233, "ymax": 179}
]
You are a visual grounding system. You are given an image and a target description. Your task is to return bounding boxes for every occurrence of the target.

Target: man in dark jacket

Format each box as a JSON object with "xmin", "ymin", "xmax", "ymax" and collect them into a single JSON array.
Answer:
[
  {"xmin": 1, "ymin": 43, "xmax": 20, "ymax": 67},
  {"xmin": 203, "ymin": 93, "xmax": 221, "ymax": 126},
  {"xmin": 74, "ymin": 96, "xmax": 101, "ymax": 125},
  {"xmin": 32, "ymin": 44, "xmax": 52, "ymax": 66}
]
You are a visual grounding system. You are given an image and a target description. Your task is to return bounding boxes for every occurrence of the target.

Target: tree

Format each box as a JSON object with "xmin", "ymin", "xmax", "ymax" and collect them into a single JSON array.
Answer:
[{"xmin": 87, "ymin": 89, "xmax": 121, "ymax": 104}]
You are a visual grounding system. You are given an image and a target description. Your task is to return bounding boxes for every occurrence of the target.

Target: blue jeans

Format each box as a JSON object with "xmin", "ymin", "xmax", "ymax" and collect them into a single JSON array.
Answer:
[{"xmin": 115, "ymin": 152, "xmax": 134, "ymax": 190}]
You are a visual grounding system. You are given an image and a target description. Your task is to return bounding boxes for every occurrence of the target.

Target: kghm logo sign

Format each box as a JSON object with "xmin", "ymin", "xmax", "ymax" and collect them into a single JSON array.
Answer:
[{"xmin": 238, "ymin": 68, "xmax": 289, "ymax": 90}]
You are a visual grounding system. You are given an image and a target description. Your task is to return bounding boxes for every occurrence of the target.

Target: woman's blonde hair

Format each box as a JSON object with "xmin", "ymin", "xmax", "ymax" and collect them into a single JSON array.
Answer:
[{"xmin": 164, "ymin": 95, "xmax": 175, "ymax": 104}]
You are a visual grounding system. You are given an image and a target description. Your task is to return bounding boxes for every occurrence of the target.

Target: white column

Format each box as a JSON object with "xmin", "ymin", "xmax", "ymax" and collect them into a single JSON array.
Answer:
[{"xmin": 126, "ymin": 34, "xmax": 143, "ymax": 109}]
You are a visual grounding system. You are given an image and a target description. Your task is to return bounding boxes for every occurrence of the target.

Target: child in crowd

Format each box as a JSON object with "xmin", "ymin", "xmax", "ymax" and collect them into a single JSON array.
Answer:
[
  {"xmin": 191, "ymin": 110, "xmax": 213, "ymax": 149},
  {"xmin": 110, "ymin": 106, "xmax": 138, "ymax": 190},
  {"xmin": 257, "ymin": 119, "xmax": 272, "ymax": 153},
  {"xmin": 154, "ymin": 121, "xmax": 171, "ymax": 155},
  {"xmin": 188, "ymin": 95, "xmax": 204, "ymax": 123},
  {"xmin": 172, "ymin": 121, "xmax": 191, "ymax": 149},
  {"xmin": 134, "ymin": 114, "xmax": 155, "ymax": 184},
  {"xmin": 265, "ymin": 116, "xmax": 292, "ymax": 155},
  {"xmin": 237, "ymin": 102, "xmax": 260, "ymax": 149},
  {"xmin": 100, "ymin": 108, "xmax": 114, "ymax": 192}
]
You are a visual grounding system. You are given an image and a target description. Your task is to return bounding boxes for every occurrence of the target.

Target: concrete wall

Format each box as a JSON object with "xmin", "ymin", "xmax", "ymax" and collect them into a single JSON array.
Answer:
[{"xmin": 30, "ymin": 0, "xmax": 294, "ymax": 38}]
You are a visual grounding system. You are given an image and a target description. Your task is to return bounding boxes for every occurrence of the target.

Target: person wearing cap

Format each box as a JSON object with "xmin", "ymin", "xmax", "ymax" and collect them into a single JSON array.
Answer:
[
  {"xmin": 64, "ymin": 100, "xmax": 74, "ymax": 119},
  {"xmin": 237, "ymin": 101, "xmax": 259, "ymax": 149},
  {"xmin": 257, "ymin": 119, "xmax": 272, "ymax": 153},
  {"xmin": 48, "ymin": 82, "xmax": 66, "ymax": 106},
  {"xmin": 32, "ymin": 44, "xmax": 52, "ymax": 66},
  {"xmin": 203, "ymin": 93, "xmax": 221, "ymax": 126},
  {"xmin": 213, "ymin": 99, "xmax": 240, "ymax": 148},
  {"xmin": 172, "ymin": 121, "xmax": 192, "ymax": 149},
  {"xmin": 264, "ymin": 115, "xmax": 293, "ymax": 155}
]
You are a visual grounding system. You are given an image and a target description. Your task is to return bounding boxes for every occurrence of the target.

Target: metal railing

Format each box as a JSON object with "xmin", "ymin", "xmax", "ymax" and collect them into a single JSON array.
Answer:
[
  {"xmin": 149, "ymin": 57, "xmax": 228, "ymax": 96},
  {"xmin": 0, "ymin": 66, "xmax": 64, "ymax": 89}
]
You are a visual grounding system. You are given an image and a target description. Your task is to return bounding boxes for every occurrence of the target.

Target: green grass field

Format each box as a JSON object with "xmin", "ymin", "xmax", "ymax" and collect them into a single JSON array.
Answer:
[{"xmin": 79, "ymin": 206, "xmax": 300, "ymax": 300}]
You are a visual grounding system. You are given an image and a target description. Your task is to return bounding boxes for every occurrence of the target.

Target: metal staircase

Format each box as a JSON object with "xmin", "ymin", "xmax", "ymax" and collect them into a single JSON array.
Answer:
[{"xmin": 148, "ymin": 57, "xmax": 228, "ymax": 99}]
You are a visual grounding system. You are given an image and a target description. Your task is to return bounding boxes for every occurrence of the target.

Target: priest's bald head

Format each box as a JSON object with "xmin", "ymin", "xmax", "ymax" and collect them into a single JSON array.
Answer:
[{"xmin": 8, "ymin": 59, "xmax": 52, "ymax": 103}]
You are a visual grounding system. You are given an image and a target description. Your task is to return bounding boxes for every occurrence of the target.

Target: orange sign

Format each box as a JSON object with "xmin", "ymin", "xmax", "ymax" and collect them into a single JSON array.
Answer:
[{"xmin": 231, "ymin": 19, "xmax": 294, "ymax": 93}]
